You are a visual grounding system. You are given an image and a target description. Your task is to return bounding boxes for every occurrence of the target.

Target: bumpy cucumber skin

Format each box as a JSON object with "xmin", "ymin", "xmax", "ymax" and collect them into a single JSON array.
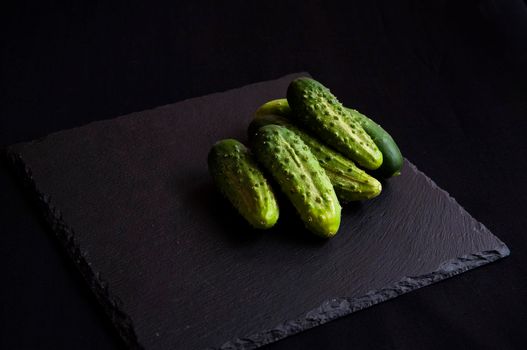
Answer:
[
  {"xmin": 250, "ymin": 100, "xmax": 382, "ymax": 202},
  {"xmin": 287, "ymin": 77, "xmax": 383, "ymax": 170},
  {"xmin": 251, "ymin": 125, "xmax": 341, "ymax": 238},
  {"xmin": 318, "ymin": 152, "xmax": 382, "ymax": 202},
  {"xmin": 208, "ymin": 139, "xmax": 279, "ymax": 229},
  {"xmin": 346, "ymin": 108, "xmax": 404, "ymax": 178}
]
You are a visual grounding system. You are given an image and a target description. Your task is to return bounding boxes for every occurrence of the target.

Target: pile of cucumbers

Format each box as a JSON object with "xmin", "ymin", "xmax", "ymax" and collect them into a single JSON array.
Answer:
[{"xmin": 208, "ymin": 77, "xmax": 403, "ymax": 238}]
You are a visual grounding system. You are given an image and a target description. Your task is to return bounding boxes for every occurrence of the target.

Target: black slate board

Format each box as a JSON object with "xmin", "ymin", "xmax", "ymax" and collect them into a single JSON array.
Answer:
[{"xmin": 5, "ymin": 73, "xmax": 509, "ymax": 350}]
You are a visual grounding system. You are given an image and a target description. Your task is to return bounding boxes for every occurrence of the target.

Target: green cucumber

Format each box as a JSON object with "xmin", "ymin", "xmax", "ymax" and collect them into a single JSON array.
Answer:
[
  {"xmin": 251, "ymin": 125, "xmax": 341, "ymax": 238},
  {"xmin": 287, "ymin": 77, "xmax": 383, "ymax": 170},
  {"xmin": 254, "ymin": 98, "xmax": 292, "ymax": 118},
  {"xmin": 346, "ymin": 108, "xmax": 403, "ymax": 178},
  {"xmin": 208, "ymin": 139, "xmax": 279, "ymax": 229},
  {"xmin": 249, "ymin": 100, "xmax": 382, "ymax": 202}
]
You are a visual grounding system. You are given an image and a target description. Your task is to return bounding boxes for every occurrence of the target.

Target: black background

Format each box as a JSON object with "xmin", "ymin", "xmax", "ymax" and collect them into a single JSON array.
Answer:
[{"xmin": 1, "ymin": 1, "xmax": 526, "ymax": 349}]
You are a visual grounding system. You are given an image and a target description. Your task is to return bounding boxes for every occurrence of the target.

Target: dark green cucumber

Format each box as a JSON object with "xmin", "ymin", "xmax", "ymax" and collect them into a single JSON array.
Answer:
[
  {"xmin": 287, "ymin": 77, "xmax": 383, "ymax": 170},
  {"xmin": 208, "ymin": 139, "xmax": 279, "ymax": 229},
  {"xmin": 346, "ymin": 108, "xmax": 403, "ymax": 178},
  {"xmin": 249, "ymin": 100, "xmax": 382, "ymax": 202},
  {"xmin": 251, "ymin": 125, "xmax": 341, "ymax": 238}
]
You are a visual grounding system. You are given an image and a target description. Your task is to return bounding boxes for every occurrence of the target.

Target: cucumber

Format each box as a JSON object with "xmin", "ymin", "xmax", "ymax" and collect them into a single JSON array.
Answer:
[
  {"xmin": 208, "ymin": 139, "xmax": 279, "ymax": 229},
  {"xmin": 249, "ymin": 100, "xmax": 382, "ymax": 202},
  {"xmin": 249, "ymin": 100, "xmax": 293, "ymax": 138},
  {"xmin": 346, "ymin": 108, "xmax": 403, "ymax": 178},
  {"xmin": 251, "ymin": 125, "xmax": 341, "ymax": 238},
  {"xmin": 287, "ymin": 77, "xmax": 383, "ymax": 170},
  {"xmin": 254, "ymin": 98, "xmax": 292, "ymax": 118}
]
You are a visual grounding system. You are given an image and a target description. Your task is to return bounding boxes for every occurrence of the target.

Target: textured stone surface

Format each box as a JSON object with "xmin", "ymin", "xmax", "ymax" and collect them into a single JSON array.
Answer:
[{"xmin": 5, "ymin": 73, "xmax": 509, "ymax": 349}]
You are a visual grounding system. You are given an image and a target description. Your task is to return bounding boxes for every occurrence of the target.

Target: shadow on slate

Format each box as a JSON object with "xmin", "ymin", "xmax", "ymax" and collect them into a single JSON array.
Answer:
[{"xmin": 3, "ymin": 73, "xmax": 509, "ymax": 350}]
